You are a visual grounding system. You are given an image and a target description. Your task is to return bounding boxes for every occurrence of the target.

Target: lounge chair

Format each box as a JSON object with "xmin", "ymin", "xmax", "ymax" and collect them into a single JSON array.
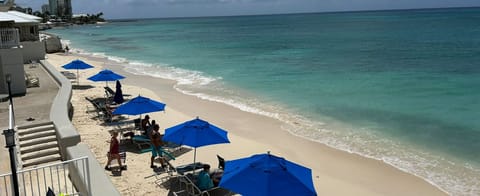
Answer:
[
  {"xmin": 178, "ymin": 174, "xmax": 223, "ymax": 196},
  {"xmin": 104, "ymin": 86, "xmax": 116, "ymax": 98},
  {"xmin": 60, "ymin": 71, "xmax": 76, "ymax": 80},
  {"xmin": 85, "ymin": 97, "xmax": 107, "ymax": 120},
  {"xmin": 133, "ymin": 118, "xmax": 141, "ymax": 130},
  {"xmin": 154, "ymin": 159, "xmax": 178, "ymax": 189},
  {"xmin": 132, "ymin": 135, "xmax": 151, "ymax": 150},
  {"xmin": 216, "ymin": 155, "xmax": 225, "ymax": 170}
]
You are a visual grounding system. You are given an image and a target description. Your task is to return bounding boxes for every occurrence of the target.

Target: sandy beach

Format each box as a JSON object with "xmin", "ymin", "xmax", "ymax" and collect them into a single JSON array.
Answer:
[{"xmin": 45, "ymin": 52, "xmax": 446, "ymax": 196}]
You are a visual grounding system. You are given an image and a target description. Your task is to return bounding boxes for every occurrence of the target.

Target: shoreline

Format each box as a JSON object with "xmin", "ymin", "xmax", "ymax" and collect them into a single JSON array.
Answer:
[{"xmin": 46, "ymin": 52, "xmax": 447, "ymax": 195}]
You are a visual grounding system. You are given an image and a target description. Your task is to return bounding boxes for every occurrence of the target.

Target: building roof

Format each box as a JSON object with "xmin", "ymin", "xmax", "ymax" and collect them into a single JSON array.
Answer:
[{"xmin": 0, "ymin": 10, "xmax": 41, "ymax": 24}]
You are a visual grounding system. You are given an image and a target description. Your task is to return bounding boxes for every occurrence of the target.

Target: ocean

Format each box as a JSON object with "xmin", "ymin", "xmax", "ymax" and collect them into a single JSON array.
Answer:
[{"xmin": 47, "ymin": 7, "xmax": 480, "ymax": 195}]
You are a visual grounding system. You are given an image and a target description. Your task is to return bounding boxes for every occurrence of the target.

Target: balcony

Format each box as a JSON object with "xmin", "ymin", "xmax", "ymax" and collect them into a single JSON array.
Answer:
[{"xmin": 0, "ymin": 28, "xmax": 20, "ymax": 49}]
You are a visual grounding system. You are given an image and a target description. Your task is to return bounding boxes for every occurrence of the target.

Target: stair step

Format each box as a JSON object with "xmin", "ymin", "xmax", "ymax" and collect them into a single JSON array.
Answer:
[
  {"xmin": 19, "ymin": 135, "xmax": 57, "ymax": 148},
  {"xmin": 21, "ymin": 142, "xmax": 58, "ymax": 154},
  {"xmin": 18, "ymin": 124, "xmax": 55, "ymax": 136},
  {"xmin": 19, "ymin": 130, "xmax": 56, "ymax": 141},
  {"xmin": 22, "ymin": 155, "xmax": 62, "ymax": 168},
  {"xmin": 22, "ymin": 148, "xmax": 60, "ymax": 161},
  {"xmin": 17, "ymin": 121, "xmax": 54, "ymax": 130}
]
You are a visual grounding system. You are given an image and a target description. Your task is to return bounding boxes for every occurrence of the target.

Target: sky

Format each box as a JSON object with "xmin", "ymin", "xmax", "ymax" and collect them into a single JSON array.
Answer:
[{"xmin": 13, "ymin": 0, "xmax": 480, "ymax": 19}]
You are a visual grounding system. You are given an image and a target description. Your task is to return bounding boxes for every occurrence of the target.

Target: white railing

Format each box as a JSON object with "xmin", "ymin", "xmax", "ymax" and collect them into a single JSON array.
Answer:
[
  {"xmin": 0, "ymin": 28, "xmax": 20, "ymax": 49},
  {"xmin": 0, "ymin": 156, "xmax": 91, "ymax": 196}
]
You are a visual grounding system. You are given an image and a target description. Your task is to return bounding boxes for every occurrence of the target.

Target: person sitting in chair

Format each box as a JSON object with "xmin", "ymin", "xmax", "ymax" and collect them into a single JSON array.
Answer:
[
  {"xmin": 141, "ymin": 115, "xmax": 151, "ymax": 134},
  {"xmin": 197, "ymin": 164, "xmax": 214, "ymax": 191},
  {"xmin": 146, "ymin": 120, "xmax": 157, "ymax": 136}
]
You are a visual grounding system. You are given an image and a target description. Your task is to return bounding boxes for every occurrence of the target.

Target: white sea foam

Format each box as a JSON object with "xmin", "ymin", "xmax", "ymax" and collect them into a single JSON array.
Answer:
[
  {"xmin": 60, "ymin": 39, "xmax": 71, "ymax": 47},
  {"xmin": 279, "ymin": 114, "xmax": 480, "ymax": 195},
  {"xmin": 123, "ymin": 61, "xmax": 219, "ymax": 86},
  {"xmin": 173, "ymin": 88, "xmax": 281, "ymax": 119},
  {"xmin": 68, "ymin": 47, "xmax": 480, "ymax": 196}
]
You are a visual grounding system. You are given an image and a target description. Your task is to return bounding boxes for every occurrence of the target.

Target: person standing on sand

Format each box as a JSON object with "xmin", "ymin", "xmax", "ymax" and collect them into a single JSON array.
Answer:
[
  {"xmin": 105, "ymin": 131, "xmax": 126, "ymax": 171},
  {"xmin": 149, "ymin": 124, "xmax": 167, "ymax": 168},
  {"xmin": 65, "ymin": 45, "xmax": 69, "ymax": 55}
]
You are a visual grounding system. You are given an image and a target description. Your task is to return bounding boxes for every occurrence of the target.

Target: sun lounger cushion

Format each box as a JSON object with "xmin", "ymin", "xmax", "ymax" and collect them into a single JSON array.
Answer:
[{"xmin": 132, "ymin": 135, "xmax": 150, "ymax": 142}]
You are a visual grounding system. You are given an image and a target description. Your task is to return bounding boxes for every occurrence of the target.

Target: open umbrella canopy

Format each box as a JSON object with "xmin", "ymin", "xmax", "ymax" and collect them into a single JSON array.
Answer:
[
  {"xmin": 62, "ymin": 59, "xmax": 94, "ymax": 70},
  {"xmin": 163, "ymin": 117, "xmax": 230, "ymax": 170},
  {"xmin": 163, "ymin": 117, "xmax": 230, "ymax": 148},
  {"xmin": 87, "ymin": 69, "xmax": 125, "ymax": 82},
  {"xmin": 62, "ymin": 60, "xmax": 94, "ymax": 84},
  {"xmin": 113, "ymin": 80, "xmax": 124, "ymax": 104},
  {"xmin": 219, "ymin": 152, "xmax": 317, "ymax": 196},
  {"xmin": 112, "ymin": 95, "xmax": 165, "ymax": 115}
]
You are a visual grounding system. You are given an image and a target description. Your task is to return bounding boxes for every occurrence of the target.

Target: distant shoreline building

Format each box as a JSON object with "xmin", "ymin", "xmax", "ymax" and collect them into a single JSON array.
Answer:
[
  {"xmin": 48, "ymin": 0, "xmax": 57, "ymax": 16},
  {"xmin": 41, "ymin": 4, "xmax": 49, "ymax": 14},
  {"xmin": 48, "ymin": 0, "xmax": 71, "ymax": 18}
]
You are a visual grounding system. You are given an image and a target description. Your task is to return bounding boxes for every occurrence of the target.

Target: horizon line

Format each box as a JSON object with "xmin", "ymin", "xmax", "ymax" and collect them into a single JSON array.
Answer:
[{"xmin": 106, "ymin": 5, "xmax": 479, "ymax": 21}]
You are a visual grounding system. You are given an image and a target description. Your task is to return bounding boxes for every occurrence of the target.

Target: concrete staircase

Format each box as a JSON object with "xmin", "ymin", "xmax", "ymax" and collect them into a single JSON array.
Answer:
[{"xmin": 17, "ymin": 121, "xmax": 62, "ymax": 168}]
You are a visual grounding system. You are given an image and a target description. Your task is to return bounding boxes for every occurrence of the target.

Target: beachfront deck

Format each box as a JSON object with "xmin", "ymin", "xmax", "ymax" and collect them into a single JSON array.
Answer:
[{"xmin": 0, "ymin": 62, "xmax": 59, "ymax": 174}]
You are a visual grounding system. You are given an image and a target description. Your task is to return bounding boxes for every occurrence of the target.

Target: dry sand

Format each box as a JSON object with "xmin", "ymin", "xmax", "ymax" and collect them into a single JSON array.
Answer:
[{"xmin": 46, "ymin": 53, "xmax": 446, "ymax": 196}]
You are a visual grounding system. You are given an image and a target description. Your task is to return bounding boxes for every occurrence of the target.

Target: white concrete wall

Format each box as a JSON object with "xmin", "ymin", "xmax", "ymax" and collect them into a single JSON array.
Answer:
[
  {"xmin": 0, "ymin": 48, "xmax": 26, "ymax": 95},
  {"xmin": 43, "ymin": 35, "xmax": 63, "ymax": 53},
  {"xmin": 21, "ymin": 41, "xmax": 46, "ymax": 63}
]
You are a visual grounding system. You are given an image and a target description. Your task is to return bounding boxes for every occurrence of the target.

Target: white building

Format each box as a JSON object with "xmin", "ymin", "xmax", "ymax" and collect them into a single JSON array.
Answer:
[{"xmin": 0, "ymin": 10, "xmax": 45, "ymax": 95}]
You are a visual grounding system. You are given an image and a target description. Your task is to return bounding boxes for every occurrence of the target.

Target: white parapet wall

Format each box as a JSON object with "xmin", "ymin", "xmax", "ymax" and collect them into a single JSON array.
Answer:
[
  {"xmin": 0, "ymin": 47, "xmax": 26, "ymax": 95},
  {"xmin": 21, "ymin": 41, "xmax": 46, "ymax": 63}
]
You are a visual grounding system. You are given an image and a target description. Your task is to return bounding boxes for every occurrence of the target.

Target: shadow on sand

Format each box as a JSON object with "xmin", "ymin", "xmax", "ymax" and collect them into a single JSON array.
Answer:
[{"xmin": 72, "ymin": 85, "xmax": 95, "ymax": 90}]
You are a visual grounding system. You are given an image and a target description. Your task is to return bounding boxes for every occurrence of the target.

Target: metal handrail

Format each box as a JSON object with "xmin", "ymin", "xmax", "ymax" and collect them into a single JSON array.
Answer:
[{"xmin": 0, "ymin": 156, "xmax": 90, "ymax": 196}]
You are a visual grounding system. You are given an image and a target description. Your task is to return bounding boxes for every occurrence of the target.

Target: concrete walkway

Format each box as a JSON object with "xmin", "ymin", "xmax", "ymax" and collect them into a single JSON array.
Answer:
[{"xmin": 0, "ymin": 63, "xmax": 59, "ymax": 174}]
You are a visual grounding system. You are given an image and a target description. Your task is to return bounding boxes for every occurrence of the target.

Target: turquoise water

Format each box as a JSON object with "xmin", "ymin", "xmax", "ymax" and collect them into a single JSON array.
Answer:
[{"xmin": 48, "ymin": 8, "xmax": 480, "ymax": 195}]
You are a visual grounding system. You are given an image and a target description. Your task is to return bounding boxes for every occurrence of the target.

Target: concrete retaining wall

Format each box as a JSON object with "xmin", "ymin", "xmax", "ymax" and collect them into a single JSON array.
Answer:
[
  {"xmin": 40, "ymin": 60, "xmax": 120, "ymax": 196},
  {"xmin": 40, "ymin": 60, "xmax": 80, "ymax": 156}
]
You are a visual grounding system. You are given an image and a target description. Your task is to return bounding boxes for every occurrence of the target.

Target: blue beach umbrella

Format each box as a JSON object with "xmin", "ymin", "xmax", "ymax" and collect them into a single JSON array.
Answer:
[
  {"xmin": 113, "ymin": 80, "xmax": 124, "ymax": 104},
  {"xmin": 219, "ymin": 152, "xmax": 317, "ymax": 196},
  {"xmin": 62, "ymin": 59, "xmax": 94, "ymax": 84},
  {"xmin": 163, "ymin": 117, "xmax": 230, "ymax": 169},
  {"xmin": 112, "ymin": 95, "xmax": 166, "ymax": 115},
  {"xmin": 87, "ymin": 69, "xmax": 125, "ymax": 87}
]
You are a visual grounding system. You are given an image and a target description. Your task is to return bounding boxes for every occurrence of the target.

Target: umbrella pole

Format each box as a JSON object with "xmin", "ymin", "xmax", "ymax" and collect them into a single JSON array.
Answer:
[
  {"xmin": 77, "ymin": 69, "xmax": 80, "ymax": 85},
  {"xmin": 193, "ymin": 148, "xmax": 197, "ymax": 175}
]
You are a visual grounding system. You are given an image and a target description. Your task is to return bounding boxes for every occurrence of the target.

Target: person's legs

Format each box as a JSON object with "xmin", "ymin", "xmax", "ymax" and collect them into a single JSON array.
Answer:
[
  {"xmin": 105, "ymin": 154, "xmax": 112, "ymax": 170},
  {"xmin": 113, "ymin": 154, "xmax": 127, "ymax": 170},
  {"xmin": 115, "ymin": 154, "xmax": 122, "ymax": 167},
  {"xmin": 151, "ymin": 144, "xmax": 158, "ymax": 168},
  {"xmin": 157, "ymin": 147, "xmax": 166, "ymax": 168},
  {"xmin": 150, "ymin": 156, "xmax": 155, "ymax": 168}
]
